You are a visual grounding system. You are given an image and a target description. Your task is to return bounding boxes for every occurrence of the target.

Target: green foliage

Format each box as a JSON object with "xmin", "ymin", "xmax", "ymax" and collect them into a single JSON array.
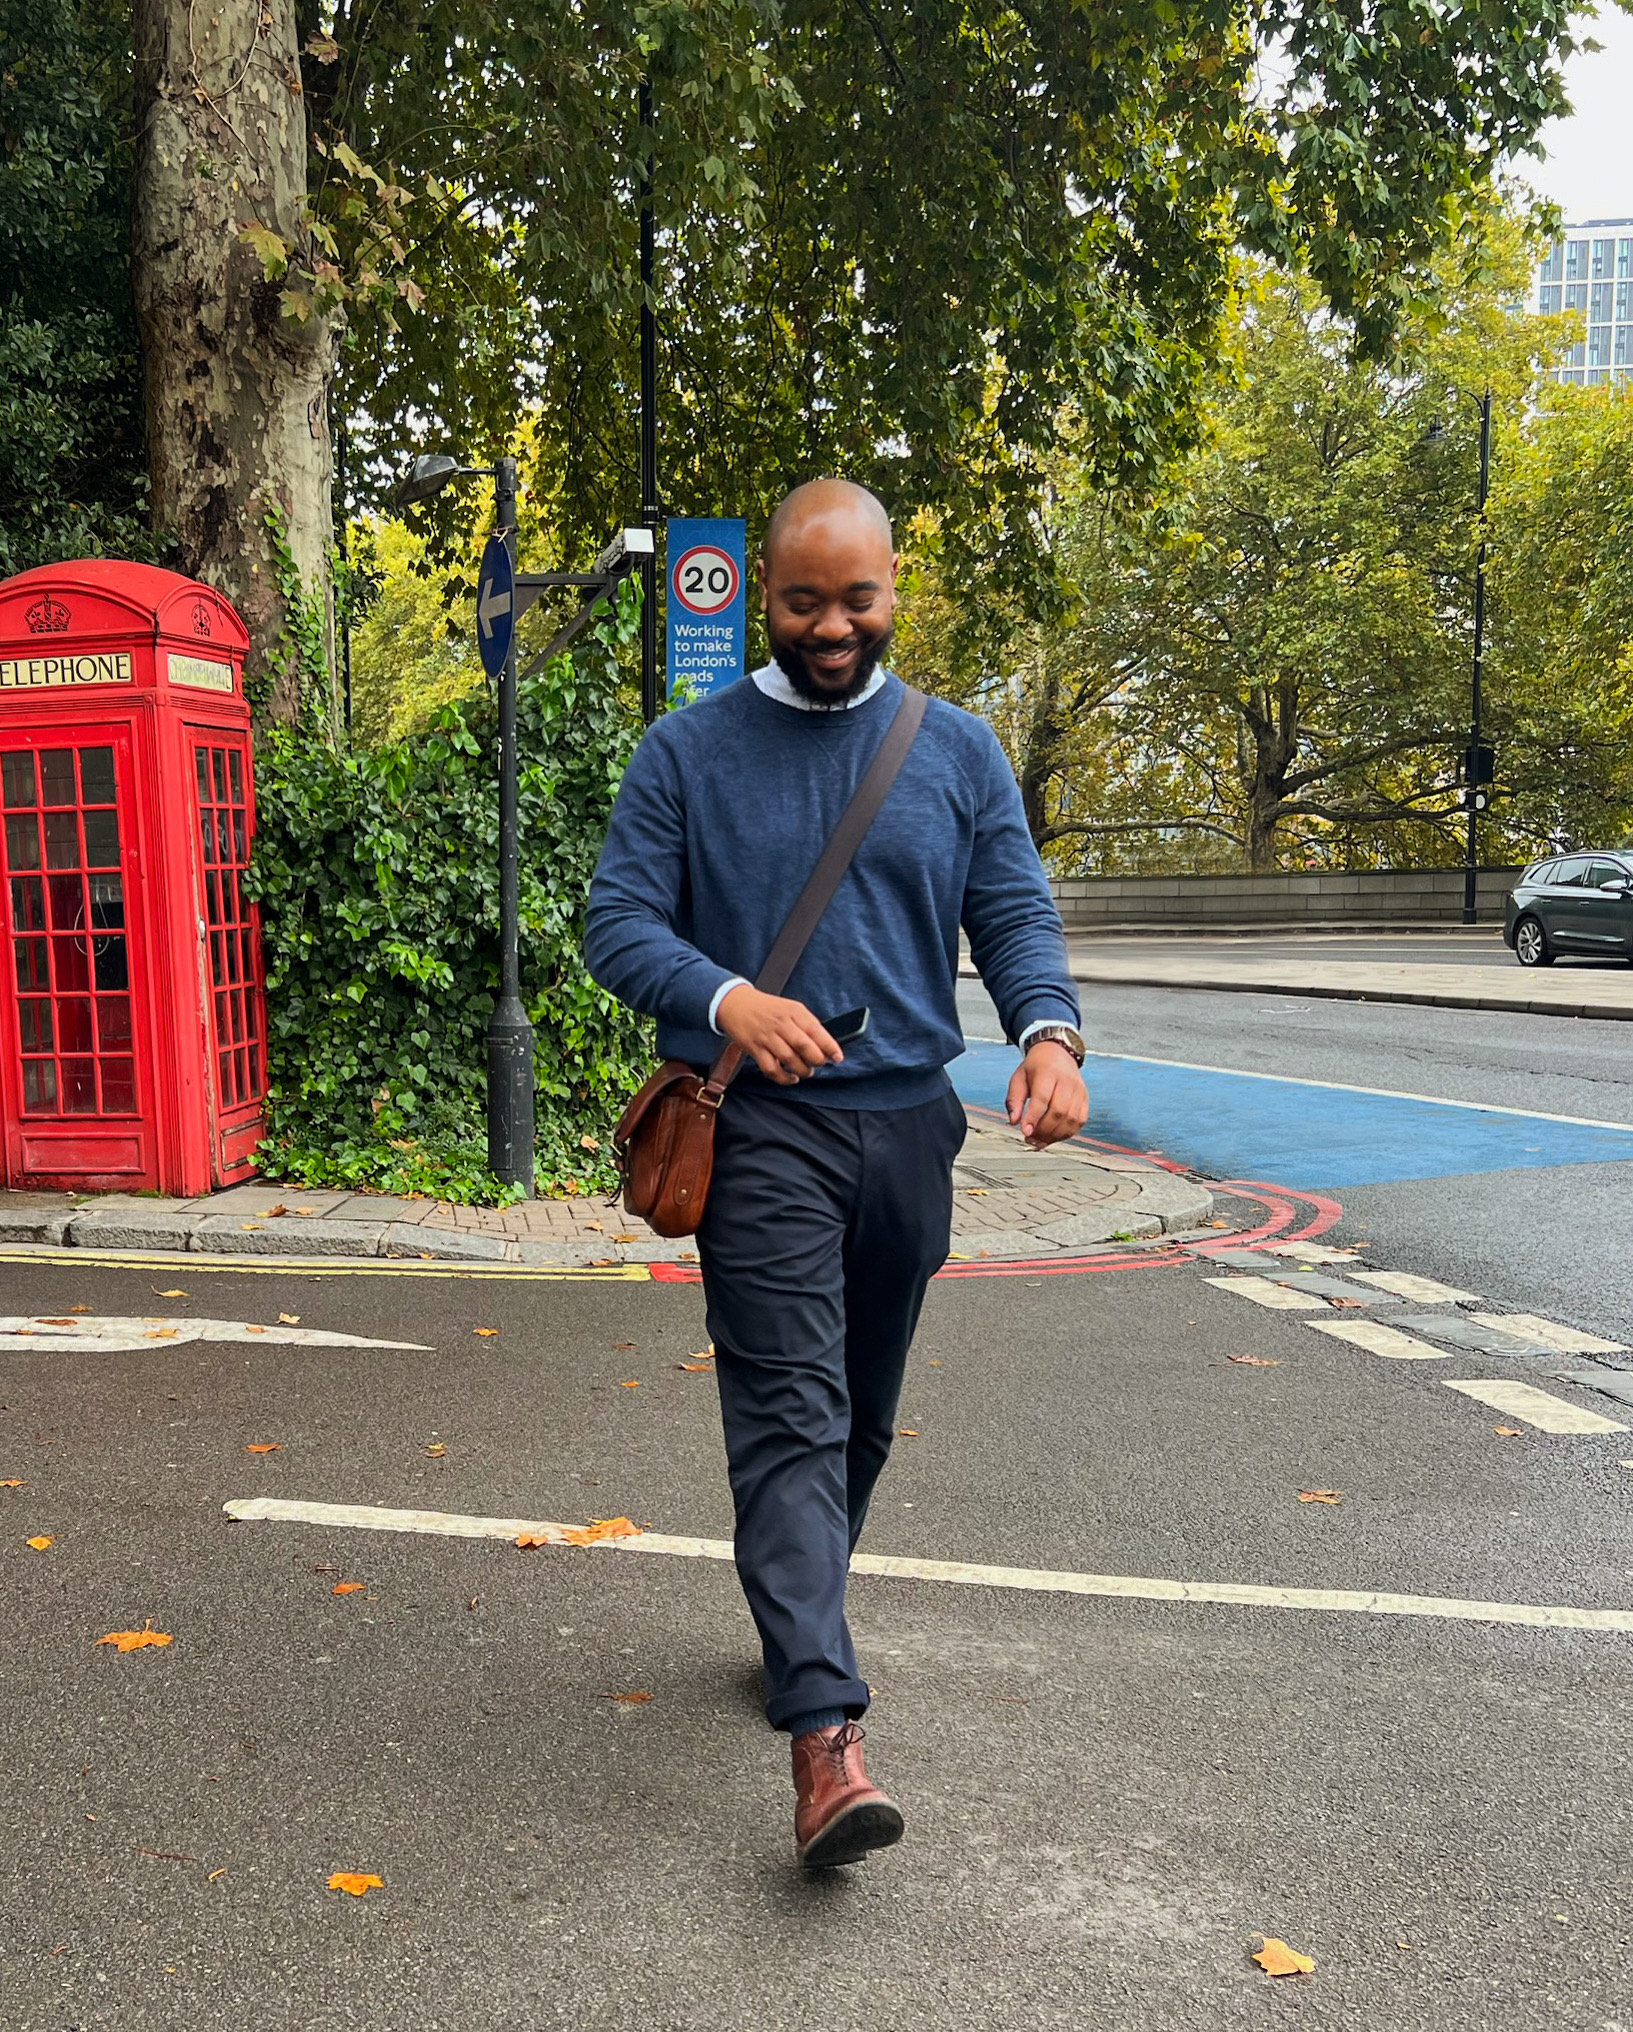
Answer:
[
  {"xmin": 316, "ymin": 0, "xmax": 1584, "ymax": 624},
  {"xmin": 1488, "ymin": 382, "xmax": 1633, "ymax": 850},
  {"xmin": 899, "ymin": 216, "xmax": 1620, "ymax": 873},
  {"xmin": 245, "ymin": 585, "xmax": 653, "ymax": 1202},
  {"xmin": 346, "ymin": 517, "xmax": 486, "ymax": 746},
  {"xmin": 0, "ymin": 0, "xmax": 156, "ymax": 574}
]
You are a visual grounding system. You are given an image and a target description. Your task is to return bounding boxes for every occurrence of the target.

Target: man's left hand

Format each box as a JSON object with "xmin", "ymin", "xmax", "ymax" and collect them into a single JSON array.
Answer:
[{"xmin": 1005, "ymin": 1042, "xmax": 1090, "ymax": 1150}]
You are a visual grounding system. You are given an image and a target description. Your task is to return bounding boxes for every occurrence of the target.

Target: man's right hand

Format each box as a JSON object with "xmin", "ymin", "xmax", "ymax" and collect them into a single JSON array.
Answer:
[{"xmin": 716, "ymin": 985, "xmax": 843, "ymax": 1085}]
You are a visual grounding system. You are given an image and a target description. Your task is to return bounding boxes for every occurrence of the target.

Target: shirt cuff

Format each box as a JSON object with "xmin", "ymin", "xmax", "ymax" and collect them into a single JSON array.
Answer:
[{"xmin": 708, "ymin": 976, "xmax": 751, "ymax": 1035}]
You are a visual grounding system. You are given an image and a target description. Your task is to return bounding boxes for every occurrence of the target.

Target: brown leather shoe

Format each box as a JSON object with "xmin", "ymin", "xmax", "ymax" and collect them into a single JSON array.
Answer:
[{"xmin": 791, "ymin": 1722, "xmax": 904, "ymax": 1868}]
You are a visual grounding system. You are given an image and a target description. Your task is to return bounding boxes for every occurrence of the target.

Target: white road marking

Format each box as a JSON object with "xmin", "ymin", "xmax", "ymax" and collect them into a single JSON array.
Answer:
[
  {"xmin": 1205, "ymin": 1275, "xmax": 1328, "ymax": 1311},
  {"xmin": 1349, "ymin": 1270, "xmax": 1481, "ymax": 1305},
  {"xmin": 1257, "ymin": 1241, "xmax": 1360, "ymax": 1265},
  {"xmin": 223, "ymin": 1496, "xmax": 1633, "ymax": 1634},
  {"xmin": 0, "ymin": 1315, "xmax": 428, "ymax": 1354},
  {"xmin": 1096, "ymin": 1049, "xmax": 1633, "ymax": 1134},
  {"xmin": 1306, "ymin": 1318, "xmax": 1452, "ymax": 1360},
  {"xmin": 1468, "ymin": 1314, "xmax": 1629, "ymax": 1357},
  {"xmin": 1442, "ymin": 1379, "xmax": 1628, "ymax": 1435}
]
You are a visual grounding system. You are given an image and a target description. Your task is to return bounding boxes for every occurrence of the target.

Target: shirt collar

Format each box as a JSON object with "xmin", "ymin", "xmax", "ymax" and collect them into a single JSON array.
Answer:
[{"xmin": 750, "ymin": 659, "xmax": 890, "ymax": 712}]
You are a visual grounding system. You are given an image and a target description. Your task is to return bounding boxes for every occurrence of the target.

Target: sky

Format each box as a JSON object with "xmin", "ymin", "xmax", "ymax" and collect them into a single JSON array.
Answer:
[{"xmin": 1523, "ymin": 6, "xmax": 1633, "ymax": 223}]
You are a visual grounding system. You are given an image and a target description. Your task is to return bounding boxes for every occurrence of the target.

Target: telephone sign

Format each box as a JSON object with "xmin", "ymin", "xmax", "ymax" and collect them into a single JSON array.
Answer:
[{"xmin": 666, "ymin": 517, "xmax": 746, "ymax": 703}]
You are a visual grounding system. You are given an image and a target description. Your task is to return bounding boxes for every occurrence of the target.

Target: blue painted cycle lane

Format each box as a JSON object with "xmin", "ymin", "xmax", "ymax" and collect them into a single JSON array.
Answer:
[{"xmin": 948, "ymin": 1041, "xmax": 1633, "ymax": 1192}]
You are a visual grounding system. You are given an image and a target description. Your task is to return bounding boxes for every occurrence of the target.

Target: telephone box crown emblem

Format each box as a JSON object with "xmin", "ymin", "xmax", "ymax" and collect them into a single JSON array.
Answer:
[
  {"xmin": 192, "ymin": 599, "xmax": 213, "ymax": 637},
  {"xmin": 24, "ymin": 595, "xmax": 71, "ymax": 634}
]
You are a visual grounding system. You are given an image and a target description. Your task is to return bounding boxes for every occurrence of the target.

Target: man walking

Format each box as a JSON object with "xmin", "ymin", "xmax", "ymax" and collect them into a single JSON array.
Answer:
[{"xmin": 585, "ymin": 479, "xmax": 1087, "ymax": 1867}]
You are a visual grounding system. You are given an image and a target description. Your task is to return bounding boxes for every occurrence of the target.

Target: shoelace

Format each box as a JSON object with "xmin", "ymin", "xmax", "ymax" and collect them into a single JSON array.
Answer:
[{"xmin": 824, "ymin": 1721, "xmax": 865, "ymax": 1772}]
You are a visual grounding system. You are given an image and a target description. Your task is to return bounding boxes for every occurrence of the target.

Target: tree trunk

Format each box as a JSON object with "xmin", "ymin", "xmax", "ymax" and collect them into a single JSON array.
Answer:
[
  {"xmin": 132, "ymin": 0, "xmax": 337, "ymax": 723},
  {"xmin": 1015, "ymin": 647, "xmax": 1063, "ymax": 846}
]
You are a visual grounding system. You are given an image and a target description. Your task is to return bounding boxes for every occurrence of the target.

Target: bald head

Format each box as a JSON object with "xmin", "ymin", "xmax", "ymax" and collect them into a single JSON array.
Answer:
[
  {"xmin": 757, "ymin": 478, "xmax": 899, "ymax": 704},
  {"xmin": 762, "ymin": 478, "xmax": 893, "ymax": 566}
]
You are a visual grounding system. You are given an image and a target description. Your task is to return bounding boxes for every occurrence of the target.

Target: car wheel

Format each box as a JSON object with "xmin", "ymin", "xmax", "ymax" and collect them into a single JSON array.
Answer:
[{"xmin": 1513, "ymin": 915, "xmax": 1553, "ymax": 968}]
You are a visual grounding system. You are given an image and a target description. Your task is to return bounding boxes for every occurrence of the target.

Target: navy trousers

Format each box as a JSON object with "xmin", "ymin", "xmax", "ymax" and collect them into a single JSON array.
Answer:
[{"xmin": 696, "ymin": 1082, "xmax": 968, "ymax": 1729}]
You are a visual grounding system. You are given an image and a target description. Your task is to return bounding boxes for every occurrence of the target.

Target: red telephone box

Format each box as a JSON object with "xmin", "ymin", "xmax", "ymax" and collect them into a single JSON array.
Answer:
[{"xmin": 0, "ymin": 560, "xmax": 267, "ymax": 1194}]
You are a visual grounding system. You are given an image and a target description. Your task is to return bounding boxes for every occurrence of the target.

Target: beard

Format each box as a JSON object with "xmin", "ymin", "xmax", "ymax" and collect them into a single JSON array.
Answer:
[{"xmin": 769, "ymin": 623, "xmax": 893, "ymax": 705}]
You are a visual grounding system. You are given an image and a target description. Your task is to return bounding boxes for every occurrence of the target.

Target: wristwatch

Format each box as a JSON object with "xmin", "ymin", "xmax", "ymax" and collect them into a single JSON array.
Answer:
[{"xmin": 1024, "ymin": 1024, "xmax": 1086, "ymax": 1067}]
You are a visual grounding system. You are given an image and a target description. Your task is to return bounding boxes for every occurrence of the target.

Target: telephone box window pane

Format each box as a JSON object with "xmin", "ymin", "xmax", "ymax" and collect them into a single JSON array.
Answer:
[
  {"xmin": 43, "ymin": 811, "xmax": 80, "ymax": 869},
  {"xmin": 195, "ymin": 750, "xmax": 209, "ymax": 801},
  {"xmin": 88, "ymin": 874, "xmax": 122, "ymax": 929},
  {"xmin": 212, "ymin": 750, "xmax": 228, "ymax": 802},
  {"xmin": 5, "ymin": 814, "xmax": 40, "ymax": 869},
  {"xmin": 206, "ymin": 873, "xmax": 222, "ymax": 926},
  {"xmin": 219, "ymin": 1050, "xmax": 239, "ymax": 1107},
  {"xmin": 231, "ymin": 810, "xmax": 246, "ymax": 862},
  {"xmin": 61, "ymin": 1059, "xmax": 96, "ymax": 1113},
  {"xmin": 93, "ymin": 934, "xmax": 128, "ymax": 992},
  {"xmin": 47, "ymin": 874, "xmax": 83, "ymax": 929},
  {"xmin": 57, "ymin": 996, "xmax": 93, "ymax": 1052},
  {"xmin": 82, "ymin": 810, "xmax": 120, "ymax": 868},
  {"xmin": 10, "ymin": 876, "xmax": 44, "ymax": 931},
  {"xmin": 227, "ymin": 750, "xmax": 242, "ymax": 801},
  {"xmin": 78, "ymin": 747, "xmax": 115, "ymax": 804},
  {"xmin": 52, "ymin": 935, "xmax": 89, "ymax": 992},
  {"xmin": 23, "ymin": 1060, "xmax": 56, "ymax": 1111},
  {"xmin": 2, "ymin": 753, "xmax": 35, "ymax": 807},
  {"xmin": 96, "ymin": 995, "xmax": 131, "ymax": 1049},
  {"xmin": 18, "ymin": 1000, "xmax": 51, "ymax": 1052},
  {"xmin": 99, "ymin": 1059, "xmax": 135, "ymax": 1114},
  {"xmin": 39, "ymin": 750, "xmax": 75, "ymax": 805},
  {"xmin": 15, "ymin": 939, "xmax": 47, "ymax": 991}
]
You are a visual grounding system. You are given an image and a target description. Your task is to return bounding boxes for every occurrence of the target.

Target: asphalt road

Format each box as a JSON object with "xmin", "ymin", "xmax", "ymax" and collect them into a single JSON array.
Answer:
[
  {"xmin": 958, "ymin": 978, "xmax": 1633, "ymax": 1345},
  {"xmin": 3, "ymin": 1248, "xmax": 1632, "ymax": 2031}
]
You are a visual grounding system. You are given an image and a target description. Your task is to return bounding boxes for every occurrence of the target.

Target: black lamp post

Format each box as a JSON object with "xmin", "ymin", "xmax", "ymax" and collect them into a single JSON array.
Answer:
[{"xmin": 394, "ymin": 453, "xmax": 653, "ymax": 1192}]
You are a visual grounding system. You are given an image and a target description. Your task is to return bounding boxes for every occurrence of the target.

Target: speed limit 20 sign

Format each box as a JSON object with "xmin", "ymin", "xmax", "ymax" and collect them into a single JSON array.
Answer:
[{"xmin": 665, "ymin": 516, "xmax": 746, "ymax": 704}]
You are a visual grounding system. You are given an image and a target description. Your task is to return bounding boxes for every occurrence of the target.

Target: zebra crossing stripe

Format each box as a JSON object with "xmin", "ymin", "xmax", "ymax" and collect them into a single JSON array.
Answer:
[
  {"xmin": 1442, "ymin": 1379, "xmax": 1628, "ymax": 1436},
  {"xmin": 1306, "ymin": 1318, "xmax": 1452, "ymax": 1360}
]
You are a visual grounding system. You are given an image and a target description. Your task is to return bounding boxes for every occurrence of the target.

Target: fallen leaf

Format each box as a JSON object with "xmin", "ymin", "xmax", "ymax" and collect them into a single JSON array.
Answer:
[
  {"xmin": 1493, "ymin": 1425, "xmax": 1522, "ymax": 1437},
  {"xmin": 1253, "ymin": 1937, "xmax": 1316, "ymax": 1977},
  {"xmin": 327, "ymin": 1872, "xmax": 383, "ymax": 1896},
  {"xmin": 898, "ymin": 1428, "xmax": 920, "ymax": 1437},
  {"xmin": 278, "ymin": 1313, "xmax": 300, "ymax": 1325},
  {"xmin": 266, "ymin": 1204, "xmax": 287, "ymax": 1217},
  {"xmin": 1326, "ymin": 1296, "xmax": 1365, "ymax": 1310},
  {"xmin": 296, "ymin": 1209, "xmax": 315, "ymax": 1217},
  {"xmin": 96, "ymin": 1623, "xmax": 171, "ymax": 1652},
  {"xmin": 26, "ymin": 1534, "xmax": 52, "ymax": 1549},
  {"xmin": 514, "ymin": 1533, "xmax": 554, "ymax": 1549},
  {"xmin": 1297, "ymin": 1490, "xmax": 1343, "ymax": 1505},
  {"xmin": 677, "ymin": 1361, "xmax": 713, "ymax": 1373},
  {"xmin": 614, "ymin": 1233, "xmax": 638, "ymax": 1243},
  {"xmin": 208, "ymin": 1867, "xmax": 228, "ymax": 1881},
  {"xmin": 245, "ymin": 1324, "xmax": 266, "ymax": 1335},
  {"xmin": 144, "ymin": 1329, "xmax": 179, "ymax": 1341},
  {"xmin": 1227, "ymin": 1354, "xmax": 1282, "ymax": 1366},
  {"xmin": 331, "ymin": 1581, "xmax": 365, "ymax": 1595},
  {"xmin": 67, "ymin": 1305, "xmax": 89, "ymax": 1312},
  {"xmin": 425, "ymin": 1442, "xmax": 446, "ymax": 1457},
  {"xmin": 473, "ymin": 1327, "xmax": 499, "ymax": 1337},
  {"xmin": 562, "ymin": 1516, "xmax": 641, "ymax": 1547},
  {"xmin": 239, "ymin": 1223, "xmax": 262, "ymax": 1231},
  {"xmin": 0, "ymin": 1480, "xmax": 23, "ymax": 1488},
  {"xmin": 965, "ymin": 1188, "xmax": 988, "ymax": 1196},
  {"xmin": 599, "ymin": 1689, "xmax": 652, "ymax": 1705},
  {"xmin": 41, "ymin": 1317, "xmax": 79, "ymax": 1326},
  {"xmin": 152, "ymin": 1290, "xmax": 189, "ymax": 1299}
]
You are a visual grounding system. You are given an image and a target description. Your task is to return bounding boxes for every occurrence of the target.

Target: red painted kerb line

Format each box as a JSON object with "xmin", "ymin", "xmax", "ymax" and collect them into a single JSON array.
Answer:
[{"xmin": 648, "ymin": 1115, "xmax": 1344, "ymax": 1283}]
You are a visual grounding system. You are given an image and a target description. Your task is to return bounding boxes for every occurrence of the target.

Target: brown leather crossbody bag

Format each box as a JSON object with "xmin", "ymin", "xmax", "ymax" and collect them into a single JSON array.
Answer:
[{"xmin": 612, "ymin": 685, "xmax": 928, "ymax": 1238}]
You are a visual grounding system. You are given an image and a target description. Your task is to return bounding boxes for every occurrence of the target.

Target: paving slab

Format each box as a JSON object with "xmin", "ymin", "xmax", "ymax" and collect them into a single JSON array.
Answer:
[
  {"xmin": 65, "ymin": 1210, "xmax": 198, "ymax": 1251},
  {"xmin": 1033, "ymin": 1209, "xmax": 1160, "ymax": 1247},
  {"xmin": 0, "ymin": 1207, "xmax": 69, "ymax": 1245},
  {"xmin": 380, "ymin": 1224, "xmax": 512, "ymax": 1262}
]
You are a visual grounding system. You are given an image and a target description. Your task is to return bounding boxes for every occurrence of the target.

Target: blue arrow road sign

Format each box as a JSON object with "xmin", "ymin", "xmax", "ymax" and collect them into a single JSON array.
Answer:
[{"xmin": 476, "ymin": 532, "xmax": 515, "ymax": 677}]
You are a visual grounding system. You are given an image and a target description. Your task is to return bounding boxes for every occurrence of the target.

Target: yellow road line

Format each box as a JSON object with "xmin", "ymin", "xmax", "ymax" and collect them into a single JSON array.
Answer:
[
  {"xmin": 223, "ymin": 1496, "xmax": 1633, "ymax": 1634},
  {"xmin": 0, "ymin": 1246, "xmax": 650, "ymax": 1282}
]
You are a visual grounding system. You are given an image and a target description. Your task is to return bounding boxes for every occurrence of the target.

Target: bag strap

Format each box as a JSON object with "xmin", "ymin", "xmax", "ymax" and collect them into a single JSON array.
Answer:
[{"xmin": 704, "ymin": 684, "xmax": 928, "ymax": 1092}]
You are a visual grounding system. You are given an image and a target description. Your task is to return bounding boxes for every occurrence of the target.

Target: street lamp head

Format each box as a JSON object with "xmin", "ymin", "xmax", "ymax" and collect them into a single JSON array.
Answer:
[
  {"xmin": 394, "ymin": 453, "xmax": 465, "ymax": 506},
  {"xmin": 1423, "ymin": 419, "xmax": 1449, "ymax": 445}
]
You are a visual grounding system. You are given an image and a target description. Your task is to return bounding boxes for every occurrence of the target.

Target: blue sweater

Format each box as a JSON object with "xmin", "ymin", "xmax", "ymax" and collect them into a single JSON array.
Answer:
[{"xmin": 584, "ymin": 670, "xmax": 1080, "ymax": 1109}]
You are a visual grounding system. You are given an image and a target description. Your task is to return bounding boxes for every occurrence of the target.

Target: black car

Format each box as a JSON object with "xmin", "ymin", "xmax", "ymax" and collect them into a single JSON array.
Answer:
[{"xmin": 1504, "ymin": 853, "xmax": 1633, "ymax": 967}]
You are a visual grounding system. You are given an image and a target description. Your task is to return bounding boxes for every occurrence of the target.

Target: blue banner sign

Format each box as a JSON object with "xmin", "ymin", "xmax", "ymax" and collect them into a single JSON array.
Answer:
[{"xmin": 666, "ymin": 517, "xmax": 747, "ymax": 703}]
